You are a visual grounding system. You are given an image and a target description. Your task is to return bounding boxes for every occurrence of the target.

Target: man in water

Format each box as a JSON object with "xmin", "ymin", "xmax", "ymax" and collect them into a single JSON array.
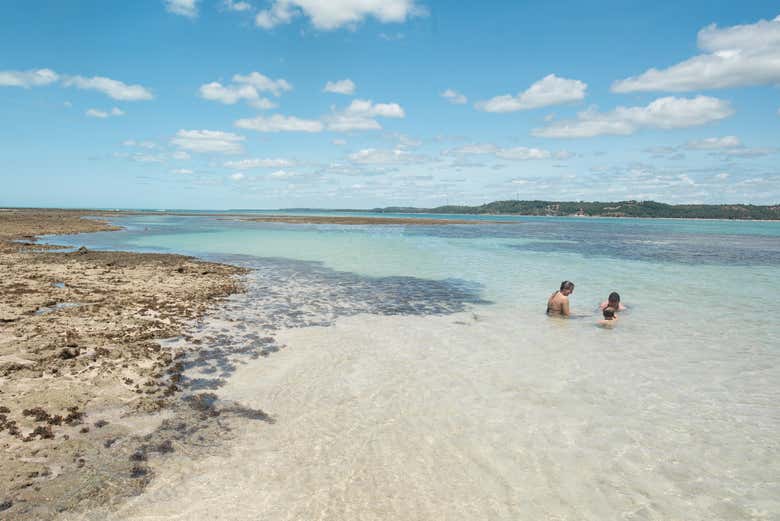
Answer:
[{"xmin": 547, "ymin": 280, "xmax": 574, "ymax": 317}]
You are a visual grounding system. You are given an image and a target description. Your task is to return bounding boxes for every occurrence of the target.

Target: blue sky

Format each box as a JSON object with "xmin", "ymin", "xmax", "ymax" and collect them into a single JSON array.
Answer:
[{"xmin": 1, "ymin": 0, "xmax": 779, "ymax": 209}]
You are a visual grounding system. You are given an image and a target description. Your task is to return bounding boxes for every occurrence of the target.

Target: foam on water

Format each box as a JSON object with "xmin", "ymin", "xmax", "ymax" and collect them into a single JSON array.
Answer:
[{"xmin": 50, "ymin": 214, "xmax": 780, "ymax": 520}]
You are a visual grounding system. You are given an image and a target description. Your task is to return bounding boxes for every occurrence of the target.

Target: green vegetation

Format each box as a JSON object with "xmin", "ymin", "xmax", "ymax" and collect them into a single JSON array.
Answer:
[{"xmin": 373, "ymin": 200, "xmax": 780, "ymax": 220}]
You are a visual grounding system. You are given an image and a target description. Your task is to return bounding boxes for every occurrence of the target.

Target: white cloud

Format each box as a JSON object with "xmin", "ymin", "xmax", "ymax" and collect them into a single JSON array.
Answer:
[
  {"xmin": 379, "ymin": 32, "xmax": 405, "ymax": 41},
  {"xmin": 199, "ymin": 82, "xmax": 277, "ymax": 109},
  {"xmin": 446, "ymin": 143, "xmax": 498, "ymax": 155},
  {"xmin": 63, "ymin": 75, "xmax": 153, "ymax": 101},
  {"xmin": 720, "ymin": 147, "xmax": 776, "ymax": 157},
  {"xmin": 199, "ymin": 71, "xmax": 290, "ymax": 109},
  {"xmin": 233, "ymin": 71, "xmax": 292, "ymax": 96},
  {"xmin": 332, "ymin": 138, "xmax": 347, "ymax": 145},
  {"xmin": 533, "ymin": 96, "xmax": 734, "ymax": 138},
  {"xmin": 235, "ymin": 114, "xmax": 324, "ymax": 132},
  {"xmin": 476, "ymin": 74, "xmax": 587, "ymax": 112},
  {"xmin": 136, "ymin": 140, "xmax": 158, "ymax": 149},
  {"xmin": 0, "ymin": 68, "xmax": 59, "ymax": 88},
  {"xmin": 494, "ymin": 147, "xmax": 554, "ymax": 160},
  {"xmin": 445, "ymin": 143, "xmax": 570, "ymax": 161},
  {"xmin": 324, "ymin": 78, "xmax": 356, "ymax": 94},
  {"xmin": 171, "ymin": 129, "xmax": 246, "ymax": 154},
  {"xmin": 348, "ymin": 148, "xmax": 427, "ymax": 165},
  {"xmin": 255, "ymin": 0, "xmax": 426, "ymax": 30},
  {"xmin": 171, "ymin": 150, "xmax": 191, "ymax": 160},
  {"xmin": 224, "ymin": 158, "xmax": 295, "ymax": 169},
  {"xmin": 325, "ymin": 99, "xmax": 405, "ymax": 131},
  {"xmin": 612, "ymin": 14, "xmax": 780, "ymax": 92},
  {"xmin": 165, "ymin": 0, "xmax": 199, "ymax": 17},
  {"xmin": 86, "ymin": 107, "xmax": 124, "ymax": 118},
  {"xmin": 269, "ymin": 169, "xmax": 300, "ymax": 178},
  {"xmin": 224, "ymin": 0, "xmax": 252, "ymax": 11},
  {"xmin": 171, "ymin": 168, "xmax": 194, "ymax": 174},
  {"xmin": 230, "ymin": 172, "xmax": 246, "ymax": 181},
  {"xmin": 685, "ymin": 136, "xmax": 742, "ymax": 149},
  {"xmin": 441, "ymin": 88, "xmax": 467, "ymax": 104}
]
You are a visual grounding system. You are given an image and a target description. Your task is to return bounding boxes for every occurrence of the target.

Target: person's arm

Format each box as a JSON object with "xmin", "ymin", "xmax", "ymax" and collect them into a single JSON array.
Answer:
[{"xmin": 561, "ymin": 298, "xmax": 570, "ymax": 317}]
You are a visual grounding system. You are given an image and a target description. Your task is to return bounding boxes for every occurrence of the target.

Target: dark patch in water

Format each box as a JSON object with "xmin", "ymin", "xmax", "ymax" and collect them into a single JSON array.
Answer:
[{"xmin": 508, "ymin": 234, "xmax": 780, "ymax": 265}]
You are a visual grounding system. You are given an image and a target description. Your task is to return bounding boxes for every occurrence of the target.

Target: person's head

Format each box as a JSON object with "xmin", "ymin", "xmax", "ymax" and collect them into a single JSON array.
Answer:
[
  {"xmin": 560, "ymin": 280, "xmax": 575, "ymax": 296},
  {"xmin": 608, "ymin": 291, "xmax": 621, "ymax": 306},
  {"xmin": 602, "ymin": 307, "xmax": 615, "ymax": 320}
]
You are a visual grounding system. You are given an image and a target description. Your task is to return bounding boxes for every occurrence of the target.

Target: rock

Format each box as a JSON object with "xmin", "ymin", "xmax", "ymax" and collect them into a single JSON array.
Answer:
[
  {"xmin": 76, "ymin": 246, "xmax": 89, "ymax": 255},
  {"xmin": 59, "ymin": 347, "xmax": 80, "ymax": 359},
  {"xmin": 0, "ymin": 499, "xmax": 12, "ymax": 512}
]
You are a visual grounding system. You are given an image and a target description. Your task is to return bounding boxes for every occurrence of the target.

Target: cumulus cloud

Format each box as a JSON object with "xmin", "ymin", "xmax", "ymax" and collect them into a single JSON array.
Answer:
[
  {"xmin": 165, "ymin": 0, "xmax": 199, "ymax": 17},
  {"xmin": 720, "ymin": 147, "xmax": 777, "ymax": 157},
  {"xmin": 325, "ymin": 99, "xmax": 405, "ymax": 131},
  {"xmin": 685, "ymin": 136, "xmax": 742, "ymax": 149},
  {"xmin": 233, "ymin": 71, "xmax": 292, "ymax": 96},
  {"xmin": 171, "ymin": 168, "xmax": 194, "ymax": 174},
  {"xmin": 0, "ymin": 68, "xmax": 59, "ymax": 88},
  {"xmin": 445, "ymin": 143, "xmax": 570, "ymax": 161},
  {"xmin": 86, "ymin": 107, "xmax": 124, "ymax": 118},
  {"xmin": 533, "ymin": 96, "xmax": 734, "ymax": 138},
  {"xmin": 255, "ymin": 0, "xmax": 426, "ymax": 30},
  {"xmin": 269, "ymin": 169, "xmax": 302, "ymax": 179},
  {"xmin": 171, "ymin": 129, "xmax": 245, "ymax": 154},
  {"xmin": 441, "ymin": 88, "xmax": 467, "ymax": 104},
  {"xmin": 63, "ymin": 75, "xmax": 153, "ymax": 101},
  {"xmin": 199, "ymin": 71, "xmax": 290, "ymax": 109},
  {"xmin": 476, "ymin": 74, "xmax": 587, "ymax": 112},
  {"xmin": 199, "ymin": 82, "xmax": 276, "ymax": 109},
  {"xmin": 224, "ymin": 158, "xmax": 296, "ymax": 169},
  {"xmin": 224, "ymin": 0, "xmax": 252, "ymax": 11},
  {"xmin": 123, "ymin": 140, "xmax": 158, "ymax": 149},
  {"xmin": 324, "ymin": 78, "xmax": 356, "ymax": 94},
  {"xmin": 348, "ymin": 148, "xmax": 427, "ymax": 165},
  {"xmin": 230, "ymin": 172, "xmax": 246, "ymax": 180},
  {"xmin": 235, "ymin": 114, "xmax": 324, "ymax": 132},
  {"xmin": 497, "ymin": 147, "xmax": 571, "ymax": 160},
  {"xmin": 612, "ymin": 14, "xmax": 780, "ymax": 92}
]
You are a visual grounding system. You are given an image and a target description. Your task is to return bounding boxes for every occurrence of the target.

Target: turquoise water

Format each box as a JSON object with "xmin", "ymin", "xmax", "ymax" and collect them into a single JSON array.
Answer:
[{"xmin": 52, "ymin": 214, "xmax": 780, "ymax": 521}]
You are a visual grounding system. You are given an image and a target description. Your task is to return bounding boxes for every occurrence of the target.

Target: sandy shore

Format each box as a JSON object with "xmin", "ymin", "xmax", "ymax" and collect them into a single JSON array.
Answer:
[{"xmin": 0, "ymin": 209, "xmax": 247, "ymax": 519}]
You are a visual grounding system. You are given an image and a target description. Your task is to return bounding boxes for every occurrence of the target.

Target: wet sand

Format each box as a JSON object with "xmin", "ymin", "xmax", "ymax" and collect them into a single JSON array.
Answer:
[{"xmin": 0, "ymin": 209, "xmax": 247, "ymax": 519}]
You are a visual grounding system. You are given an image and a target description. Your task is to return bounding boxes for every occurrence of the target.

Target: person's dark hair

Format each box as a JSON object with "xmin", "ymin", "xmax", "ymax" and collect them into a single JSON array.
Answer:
[
  {"xmin": 608, "ymin": 291, "xmax": 620, "ymax": 304},
  {"xmin": 560, "ymin": 280, "xmax": 575, "ymax": 291},
  {"xmin": 603, "ymin": 307, "xmax": 615, "ymax": 319}
]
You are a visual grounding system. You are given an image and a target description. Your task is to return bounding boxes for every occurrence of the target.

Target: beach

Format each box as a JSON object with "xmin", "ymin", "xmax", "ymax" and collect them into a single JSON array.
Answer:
[
  {"xmin": 1, "ymin": 210, "xmax": 779, "ymax": 520},
  {"xmin": 0, "ymin": 209, "xmax": 247, "ymax": 519}
]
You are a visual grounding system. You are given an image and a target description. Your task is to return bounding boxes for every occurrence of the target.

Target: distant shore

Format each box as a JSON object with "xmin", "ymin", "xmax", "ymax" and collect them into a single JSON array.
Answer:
[{"xmin": 231, "ymin": 215, "xmax": 516, "ymax": 225}]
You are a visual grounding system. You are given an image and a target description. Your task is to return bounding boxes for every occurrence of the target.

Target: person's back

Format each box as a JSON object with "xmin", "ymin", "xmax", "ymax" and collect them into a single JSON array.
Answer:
[
  {"xmin": 547, "ymin": 280, "xmax": 574, "ymax": 317},
  {"xmin": 597, "ymin": 306, "xmax": 618, "ymax": 328}
]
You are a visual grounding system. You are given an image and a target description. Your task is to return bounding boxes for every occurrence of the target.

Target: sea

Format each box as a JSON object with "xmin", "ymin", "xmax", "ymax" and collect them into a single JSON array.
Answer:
[{"xmin": 45, "ymin": 212, "xmax": 780, "ymax": 521}]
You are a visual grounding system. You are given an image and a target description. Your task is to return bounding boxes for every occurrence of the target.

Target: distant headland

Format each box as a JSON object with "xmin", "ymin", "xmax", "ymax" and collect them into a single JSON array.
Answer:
[{"xmin": 359, "ymin": 200, "xmax": 780, "ymax": 220}]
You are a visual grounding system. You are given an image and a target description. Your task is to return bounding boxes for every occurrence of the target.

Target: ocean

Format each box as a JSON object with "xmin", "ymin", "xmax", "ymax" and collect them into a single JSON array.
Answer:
[{"xmin": 48, "ymin": 213, "xmax": 780, "ymax": 521}]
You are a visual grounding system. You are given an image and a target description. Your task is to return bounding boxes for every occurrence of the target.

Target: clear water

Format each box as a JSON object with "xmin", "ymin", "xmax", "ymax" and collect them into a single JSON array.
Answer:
[{"xmin": 49, "ymin": 214, "xmax": 780, "ymax": 521}]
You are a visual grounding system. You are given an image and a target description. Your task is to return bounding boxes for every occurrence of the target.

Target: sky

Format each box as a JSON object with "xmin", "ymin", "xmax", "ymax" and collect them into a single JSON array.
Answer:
[{"xmin": 1, "ymin": 0, "xmax": 779, "ymax": 209}]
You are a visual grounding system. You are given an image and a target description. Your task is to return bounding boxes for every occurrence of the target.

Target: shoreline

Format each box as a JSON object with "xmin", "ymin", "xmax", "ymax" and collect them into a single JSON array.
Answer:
[
  {"xmin": 0, "ymin": 209, "xmax": 249, "ymax": 519},
  {"xmin": 3, "ymin": 207, "xmax": 779, "ymax": 223}
]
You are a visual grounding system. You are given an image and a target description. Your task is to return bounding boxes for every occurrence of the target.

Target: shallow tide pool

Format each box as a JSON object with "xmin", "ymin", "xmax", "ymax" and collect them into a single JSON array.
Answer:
[{"xmin": 51, "ymin": 214, "xmax": 780, "ymax": 521}]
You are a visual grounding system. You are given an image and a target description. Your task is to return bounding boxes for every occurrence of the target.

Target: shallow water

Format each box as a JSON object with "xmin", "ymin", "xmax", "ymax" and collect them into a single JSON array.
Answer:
[{"xmin": 50, "ymin": 214, "xmax": 780, "ymax": 520}]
